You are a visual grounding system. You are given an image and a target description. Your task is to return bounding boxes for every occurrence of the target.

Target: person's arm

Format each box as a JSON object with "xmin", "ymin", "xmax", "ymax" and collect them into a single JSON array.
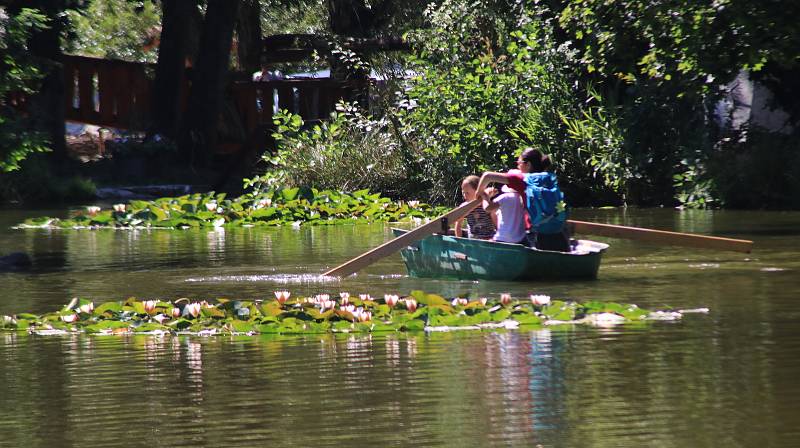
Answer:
[
  {"xmin": 476, "ymin": 172, "xmax": 509, "ymax": 193},
  {"xmin": 480, "ymin": 188, "xmax": 500, "ymax": 214},
  {"xmin": 454, "ymin": 218, "xmax": 464, "ymax": 237}
]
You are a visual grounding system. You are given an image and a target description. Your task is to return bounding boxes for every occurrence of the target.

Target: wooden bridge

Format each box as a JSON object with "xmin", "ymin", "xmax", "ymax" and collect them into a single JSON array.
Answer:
[{"xmin": 45, "ymin": 54, "xmax": 367, "ymax": 153}]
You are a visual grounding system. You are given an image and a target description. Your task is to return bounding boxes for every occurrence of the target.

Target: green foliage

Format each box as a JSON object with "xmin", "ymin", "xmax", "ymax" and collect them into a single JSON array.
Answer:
[
  {"xmin": 1, "ymin": 155, "xmax": 96, "ymax": 204},
  {"xmin": 554, "ymin": 0, "xmax": 799, "ymax": 92},
  {"xmin": 704, "ymin": 129, "xmax": 800, "ymax": 209},
  {"xmin": 0, "ymin": 8, "xmax": 51, "ymax": 173},
  {"xmin": 400, "ymin": 1, "xmax": 625, "ymax": 203},
  {"xmin": 66, "ymin": 0, "xmax": 162, "ymax": 62},
  {"xmin": 1, "ymin": 292, "xmax": 673, "ymax": 335},
  {"xmin": 18, "ymin": 190, "xmax": 445, "ymax": 229},
  {"xmin": 253, "ymin": 103, "xmax": 421, "ymax": 199},
  {"xmin": 548, "ymin": 0, "xmax": 800, "ymax": 207}
]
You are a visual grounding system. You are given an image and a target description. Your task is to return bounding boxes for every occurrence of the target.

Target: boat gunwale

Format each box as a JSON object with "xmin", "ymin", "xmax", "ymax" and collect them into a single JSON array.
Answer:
[{"xmin": 391, "ymin": 228, "xmax": 610, "ymax": 256}]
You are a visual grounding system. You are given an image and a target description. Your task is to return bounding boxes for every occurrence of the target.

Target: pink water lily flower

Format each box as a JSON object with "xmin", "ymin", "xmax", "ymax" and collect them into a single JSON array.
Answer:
[
  {"xmin": 78, "ymin": 302, "xmax": 94, "ymax": 314},
  {"xmin": 171, "ymin": 307, "xmax": 181, "ymax": 318},
  {"xmin": 86, "ymin": 206, "xmax": 101, "ymax": 216},
  {"xmin": 340, "ymin": 304, "xmax": 355, "ymax": 313},
  {"xmin": 320, "ymin": 299, "xmax": 336, "ymax": 312},
  {"xmin": 405, "ymin": 299, "xmax": 418, "ymax": 313},
  {"xmin": 359, "ymin": 294, "xmax": 372, "ymax": 301},
  {"xmin": 184, "ymin": 303, "xmax": 202, "ymax": 318},
  {"xmin": 384, "ymin": 294, "xmax": 399, "ymax": 308},
  {"xmin": 352, "ymin": 307, "xmax": 372, "ymax": 322},
  {"xmin": 530, "ymin": 295, "xmax": 551, "ymax": 306},
  {"xmin": 274, "ymin": 291, "xmax": 290, "ymax": 305},
  {"xmin": 339, "ymin": 292, "xmax": 350, "ymax": 305},
  {"xmin": 143, "ymin": 300, "xmax": 158, "ymax": 314},
  {"xmin": 500, "ymin": 293, "xmax": 512, "ymax": 305},
  {"xmin": 61, "ymin": 314, "xmax": 78, "ymax": 323}
]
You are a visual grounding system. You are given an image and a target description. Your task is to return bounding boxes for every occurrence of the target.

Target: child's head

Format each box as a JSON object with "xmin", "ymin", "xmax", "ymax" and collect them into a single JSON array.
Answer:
[{"xmin": 461, "ymin": 175, "xmax": 480, "ymax": 200}]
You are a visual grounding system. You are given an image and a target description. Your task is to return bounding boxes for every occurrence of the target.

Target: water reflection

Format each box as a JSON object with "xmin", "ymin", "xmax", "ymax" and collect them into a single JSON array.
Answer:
[{"xmin": 2, "ymin": 208, "xmax": 800, "ymax": 446}]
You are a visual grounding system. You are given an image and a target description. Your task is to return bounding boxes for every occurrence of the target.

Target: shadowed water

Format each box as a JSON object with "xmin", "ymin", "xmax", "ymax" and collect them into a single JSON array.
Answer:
[{"xmin": 1, "ymin": 207, "xmax": 799, "ymax": 447}]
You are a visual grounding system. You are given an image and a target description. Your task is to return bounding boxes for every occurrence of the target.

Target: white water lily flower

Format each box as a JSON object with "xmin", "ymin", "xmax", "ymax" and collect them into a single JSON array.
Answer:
[
  {"xmin": 588, "ymin": 312, "xmax": 626, "ymax": 327},
  {"xmin": 646, "ymin": 310, "xmax": 683, "ymax": 321},
  {"xmin": 479, "ymin": 298, "xmax": 488, "ymax": 306},
  {"xmin": 153, "ymin": 314, "xmax": 169, "ymax": 324},
  {"xmin": 530, "ymin": 295, "xmax": 551, "ymax": 306},
  {"xmin": 359, "ymin": 294, "xmax": 372, "ymax": 301},
  {"xmin": 204, "ymin": 201, "xmax": 217, "ymax": 212},
  {"xmin": 113, "ymin": 203, "xmax": 126, "ymax": 213},
  {"xmin": 339, "ymin": 292, "xmax": 350, "ymax": 304},
  {"xmin": 61, "ymin": 314, "xmax": 78, "ymax": 323},
  {"xmin": 408, "ymin": 200, "xmax": 420, "ymax": 208},
  {"xmin": 86, "ymin": 206, "xmax": 101, "ymax": 216}
]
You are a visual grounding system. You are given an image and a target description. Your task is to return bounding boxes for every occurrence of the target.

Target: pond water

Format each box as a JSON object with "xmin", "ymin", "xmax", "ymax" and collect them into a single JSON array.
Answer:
[{"xmin": 1, "ymin": 207, "xmax": 799, "ymax": 447}]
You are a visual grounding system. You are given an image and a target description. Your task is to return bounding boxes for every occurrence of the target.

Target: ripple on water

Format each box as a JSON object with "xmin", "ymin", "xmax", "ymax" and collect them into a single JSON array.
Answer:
[{"xmin": 184, "ymin": 274, "xmax": 341, "ymax": 284}]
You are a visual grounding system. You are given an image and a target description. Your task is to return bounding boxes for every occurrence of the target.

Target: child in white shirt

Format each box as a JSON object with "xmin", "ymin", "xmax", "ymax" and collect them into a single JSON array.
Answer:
[{"xmin": 482, "ymin": 185, "xmax": 527, "ymax": 244}]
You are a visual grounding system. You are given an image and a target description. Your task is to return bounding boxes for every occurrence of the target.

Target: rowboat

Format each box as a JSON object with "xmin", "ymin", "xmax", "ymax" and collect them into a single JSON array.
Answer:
[{"xmin": 392, "ymin": 229, "xmax": 609, "ymax": 281}]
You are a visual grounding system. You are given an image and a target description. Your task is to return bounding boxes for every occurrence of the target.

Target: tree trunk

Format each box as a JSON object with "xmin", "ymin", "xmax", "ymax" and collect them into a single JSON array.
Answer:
[
  {"xmin": 235, "ymin": 0, "xmax": 263, "ymax": 76},
  {"xmin": 151, "ymin": 0, "xmax": 199, "ymax": 139},
  {"xmin": 179, "ymin": 0, "xmax": 241, "ymax": 167}
]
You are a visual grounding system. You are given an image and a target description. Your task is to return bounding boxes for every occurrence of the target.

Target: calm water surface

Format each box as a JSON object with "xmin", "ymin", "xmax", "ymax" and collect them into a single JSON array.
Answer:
[{"xmin": 1, "ymin": 207, "xmax": 799, "ymax": 447}]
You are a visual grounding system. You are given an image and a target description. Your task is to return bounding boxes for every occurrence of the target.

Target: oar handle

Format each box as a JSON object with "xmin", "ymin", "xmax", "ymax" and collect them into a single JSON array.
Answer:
[{"xmin": 568, "ymin": 220, "xmax": 753, "ymax": 253}]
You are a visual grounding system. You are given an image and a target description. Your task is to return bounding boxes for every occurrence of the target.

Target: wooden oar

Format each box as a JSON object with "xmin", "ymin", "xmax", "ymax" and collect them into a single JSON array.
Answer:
[
  {"xmin": 323, "ymin": 199, "xmax": 482, "ymax": 277},
  {"xmin": 567, "ymin": 220, "xmax": 753, "ymax": 253}
]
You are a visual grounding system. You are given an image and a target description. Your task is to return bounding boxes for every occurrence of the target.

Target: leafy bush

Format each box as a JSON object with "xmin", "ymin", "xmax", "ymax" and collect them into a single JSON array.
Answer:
[
  {"xmin": 248, "ymin": 103, "xmax": 421, "ymax": 199},
  {"xmin": 704, "ymin": 129, "xmax": 800, "ymax": 209}
]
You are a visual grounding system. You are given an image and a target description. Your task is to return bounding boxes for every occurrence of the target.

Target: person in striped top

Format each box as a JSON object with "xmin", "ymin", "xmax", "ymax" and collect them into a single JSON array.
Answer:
[{"xmin": 454, "ymin": 175, "xmax": 497, "ymax": 239}]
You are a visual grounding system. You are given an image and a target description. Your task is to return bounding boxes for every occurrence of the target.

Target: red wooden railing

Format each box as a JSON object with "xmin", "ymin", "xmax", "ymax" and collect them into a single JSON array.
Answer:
[
  {"xmin": 231, "ymin": 78, "xmax": 365, "ymax": 130},
  {"xmin": 56, "ymin": 55, "xmax": 366, "ymax": 152},
  {"xmin": 62, "ymin": 55, "xmax": 153, "ymax": 129}
]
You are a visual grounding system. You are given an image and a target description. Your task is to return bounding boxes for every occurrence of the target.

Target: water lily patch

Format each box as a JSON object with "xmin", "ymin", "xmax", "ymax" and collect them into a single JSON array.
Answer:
[{"xmin": 0, "ymin": 291, "xmax": 700, "ymax": 336}]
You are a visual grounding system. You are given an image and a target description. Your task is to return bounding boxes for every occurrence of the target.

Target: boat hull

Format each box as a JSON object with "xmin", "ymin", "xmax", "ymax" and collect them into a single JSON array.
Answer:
[{"xmin": 392, "ymin": 229, "xmax": 608, "ymax": 281}]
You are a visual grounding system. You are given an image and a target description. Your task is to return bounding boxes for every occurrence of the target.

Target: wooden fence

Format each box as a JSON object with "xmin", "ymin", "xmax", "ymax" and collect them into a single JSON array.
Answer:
[
  {"xmin": 57, "ymin": 55, "xmax": 365, "ymax": 152},
  {"xmin": 62, "ymin": 55, "xmax": 153, "ymax": 129}
]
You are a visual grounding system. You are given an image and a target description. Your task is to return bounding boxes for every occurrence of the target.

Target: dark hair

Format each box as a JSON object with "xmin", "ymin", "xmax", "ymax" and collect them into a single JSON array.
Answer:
[{"xmin": 520, "ymin": 147, "xmax": 552, "ymax": 172}]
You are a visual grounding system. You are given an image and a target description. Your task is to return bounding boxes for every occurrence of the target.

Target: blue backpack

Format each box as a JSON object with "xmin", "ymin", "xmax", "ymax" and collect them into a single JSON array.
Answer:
[{"xmin": 524, "ymin": 172, "xmax": 567, "ymax": 234}]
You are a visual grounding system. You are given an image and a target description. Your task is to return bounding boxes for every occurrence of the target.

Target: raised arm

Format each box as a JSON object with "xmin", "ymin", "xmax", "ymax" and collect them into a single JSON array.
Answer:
[{"xmin": 476, "ymin": 172, "xmax": 509, "ymax": 193}]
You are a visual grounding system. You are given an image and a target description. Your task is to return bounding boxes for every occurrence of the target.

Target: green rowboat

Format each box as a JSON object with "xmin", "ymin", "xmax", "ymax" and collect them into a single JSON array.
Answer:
[{"xmin": 392, "ymin": 229, "xmax": 609, "ymax": 281}]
